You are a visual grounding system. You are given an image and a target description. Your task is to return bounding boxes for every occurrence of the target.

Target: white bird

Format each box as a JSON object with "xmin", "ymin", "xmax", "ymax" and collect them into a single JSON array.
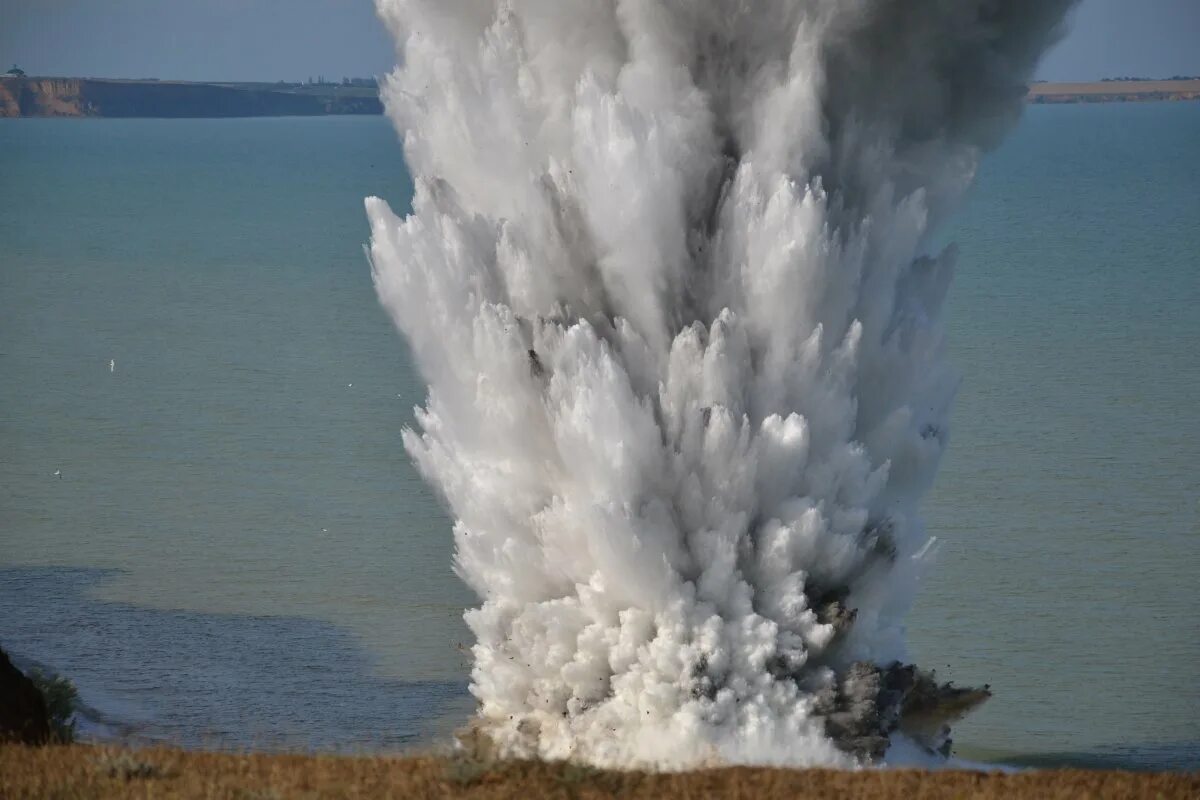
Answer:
[{"xmin": 109, "ymin": 359, "xmax": 115, "ymax": 373}]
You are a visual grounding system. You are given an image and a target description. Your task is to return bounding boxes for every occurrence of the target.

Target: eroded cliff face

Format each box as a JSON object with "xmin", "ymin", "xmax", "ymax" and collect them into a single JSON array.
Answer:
[
  {"xmin": 0, "ymin": 78, "xmax": 89, "ymax": 117},
  {"xmin": 0, "ymin": 80, "xmax": 17, "ymax": 116},
  {"xmin": 0, "ymin": 77, "xmax": 382, "ymax": 118}
]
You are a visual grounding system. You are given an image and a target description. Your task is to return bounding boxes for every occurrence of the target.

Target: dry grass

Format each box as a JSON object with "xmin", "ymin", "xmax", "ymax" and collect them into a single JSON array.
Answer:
[{"xmin": 0, "ymin": 744, "xmax": 1196, "ymax": 799}]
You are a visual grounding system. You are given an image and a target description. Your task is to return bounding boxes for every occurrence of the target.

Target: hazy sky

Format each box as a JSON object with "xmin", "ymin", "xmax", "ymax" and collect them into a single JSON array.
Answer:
[{"xmin": 1, "ymin": 0, "xmax": 1198, "ymax": 83}]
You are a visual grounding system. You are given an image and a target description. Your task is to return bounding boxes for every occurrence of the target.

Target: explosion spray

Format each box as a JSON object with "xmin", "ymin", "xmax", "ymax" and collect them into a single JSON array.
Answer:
[{"xmin": 367, "ymin": 0, "xmax": 1072, "ymax": 768}]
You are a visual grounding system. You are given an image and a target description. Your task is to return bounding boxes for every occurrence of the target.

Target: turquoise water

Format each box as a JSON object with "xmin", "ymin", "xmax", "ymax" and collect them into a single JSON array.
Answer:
[
  {"xmin": 914, "ymin": 102, "xmax": 1200, "ymax": 769},
  {"xmin": 1, "ymin": 106, "xmax": 1197, "ymax": 766}
]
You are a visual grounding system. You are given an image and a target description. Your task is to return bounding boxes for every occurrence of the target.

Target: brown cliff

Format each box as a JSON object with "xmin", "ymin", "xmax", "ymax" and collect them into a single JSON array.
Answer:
[{"xmin": 0, "ymin": 77, "xmax": 382, "ymax": 118}]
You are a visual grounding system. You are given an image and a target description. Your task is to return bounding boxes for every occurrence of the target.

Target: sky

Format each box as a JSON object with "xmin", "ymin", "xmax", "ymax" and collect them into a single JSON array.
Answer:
[{"xmin": 1, "ymin": 0, "xmax": 1198, "ymax": 83}]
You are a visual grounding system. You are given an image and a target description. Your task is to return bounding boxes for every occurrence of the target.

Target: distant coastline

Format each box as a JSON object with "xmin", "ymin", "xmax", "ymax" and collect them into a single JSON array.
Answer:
[
  {"xmin": 1028, "ymin": 78, "xmax": 1200, "ymax": 104},
  {"xmin": 2, "ymin": 77, "xmax": 1199, "ymax": 119},
  {"xmin": 0, "ymin": 77, "xmax": 383, "ymax": 118}
]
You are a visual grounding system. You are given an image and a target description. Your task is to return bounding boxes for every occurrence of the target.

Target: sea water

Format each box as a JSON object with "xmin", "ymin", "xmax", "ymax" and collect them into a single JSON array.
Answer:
[{"xmin": 0, "ymin": 104, "xmax": 1197, "ymax": 766}]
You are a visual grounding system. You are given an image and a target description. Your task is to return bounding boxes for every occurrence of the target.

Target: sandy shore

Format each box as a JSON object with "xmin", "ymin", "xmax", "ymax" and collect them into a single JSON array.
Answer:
[{"xmin": 2, "ymin": 744, "xmax": 1196, "ymax": 799}]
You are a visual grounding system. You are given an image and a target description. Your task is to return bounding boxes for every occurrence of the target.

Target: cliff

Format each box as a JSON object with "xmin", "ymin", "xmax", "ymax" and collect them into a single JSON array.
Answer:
[
  {"xmin": 0, "ymin": 77, "xmax": 382, "ymax": 118},
  {"xmin": 1028, "ymin": 79, "xmax": 1200, "ymax": 104}
]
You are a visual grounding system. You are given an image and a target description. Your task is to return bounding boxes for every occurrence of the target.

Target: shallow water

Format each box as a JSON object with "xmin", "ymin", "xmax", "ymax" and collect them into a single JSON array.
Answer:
[
  {"xmin": 0, "ymin": 105, "xmax": 1197, "ymax": 766},
  {"xmin": 0, "ymin": 567, "xmax": 468, "ymax": 751}
]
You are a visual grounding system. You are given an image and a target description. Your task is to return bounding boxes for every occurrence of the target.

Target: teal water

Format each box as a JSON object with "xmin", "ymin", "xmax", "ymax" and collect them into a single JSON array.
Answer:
[
  {"xmin": 1, "ymin": 106, "xmax": 1197, "ymax": 765},
  {"xmin": 914, "ymin": 102, "xmax": 1200, "ymax": 769}
]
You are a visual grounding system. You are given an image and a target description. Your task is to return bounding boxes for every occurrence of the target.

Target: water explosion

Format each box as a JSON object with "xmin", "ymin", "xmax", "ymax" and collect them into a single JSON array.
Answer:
[{"xmin": 366, "ymin": 0, "xmax": 1071, "ymax": 768}]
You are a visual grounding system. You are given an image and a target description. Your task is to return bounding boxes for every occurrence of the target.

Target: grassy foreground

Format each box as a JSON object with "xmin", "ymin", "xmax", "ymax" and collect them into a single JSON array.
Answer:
[{"xmin": 1, "ymin": 744, "xmax": 1196, "ymax": 799}]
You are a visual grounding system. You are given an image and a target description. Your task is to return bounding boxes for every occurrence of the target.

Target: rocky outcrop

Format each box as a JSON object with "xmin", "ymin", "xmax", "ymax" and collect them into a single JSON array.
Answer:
[
  {"xmin": 0, "ymin": 77, "xmax": 383, "ymax": 118},
  {"xmin": 0, "ymin": 646, "xmax": 50, "ymax": 745}
]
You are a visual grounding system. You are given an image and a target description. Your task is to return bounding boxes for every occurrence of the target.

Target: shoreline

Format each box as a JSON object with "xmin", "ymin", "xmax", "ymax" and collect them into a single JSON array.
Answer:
[
  {"xmin": 1028, "ymin": 78, "xmax": 1200, "ymax": 103},
  {"xmin": 0, "ymin": 77, "xmax": 383, "ymax": 118},
  {"xmin": 2, "ymin": 744, "xmax": 1197, "ymax": 799},
  {"xmin": 2, "ymin": 77, "xmax": 1198, "ymax": 119}
]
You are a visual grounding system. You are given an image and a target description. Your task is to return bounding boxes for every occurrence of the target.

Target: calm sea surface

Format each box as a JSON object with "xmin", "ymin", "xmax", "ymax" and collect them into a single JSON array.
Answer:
[{"xmin": 1, "ymin": 105, "xmax": 1197, "ymax": 767}]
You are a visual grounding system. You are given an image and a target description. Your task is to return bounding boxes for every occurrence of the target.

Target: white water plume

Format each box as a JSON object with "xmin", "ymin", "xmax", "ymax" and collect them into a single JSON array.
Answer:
[{"xmin": 366, "ymin": 0, "xmax": 1071, "ymax": 769}]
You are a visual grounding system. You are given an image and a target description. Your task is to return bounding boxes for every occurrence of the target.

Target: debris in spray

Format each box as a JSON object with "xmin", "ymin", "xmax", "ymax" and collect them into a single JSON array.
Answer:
[
  {"xmin": 818, "ymin": 662, "xmax": 991, "ymax": 762},
  {"xmin": 527, "ymin": 349, "xmax": 545, "ymax": 378}
]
